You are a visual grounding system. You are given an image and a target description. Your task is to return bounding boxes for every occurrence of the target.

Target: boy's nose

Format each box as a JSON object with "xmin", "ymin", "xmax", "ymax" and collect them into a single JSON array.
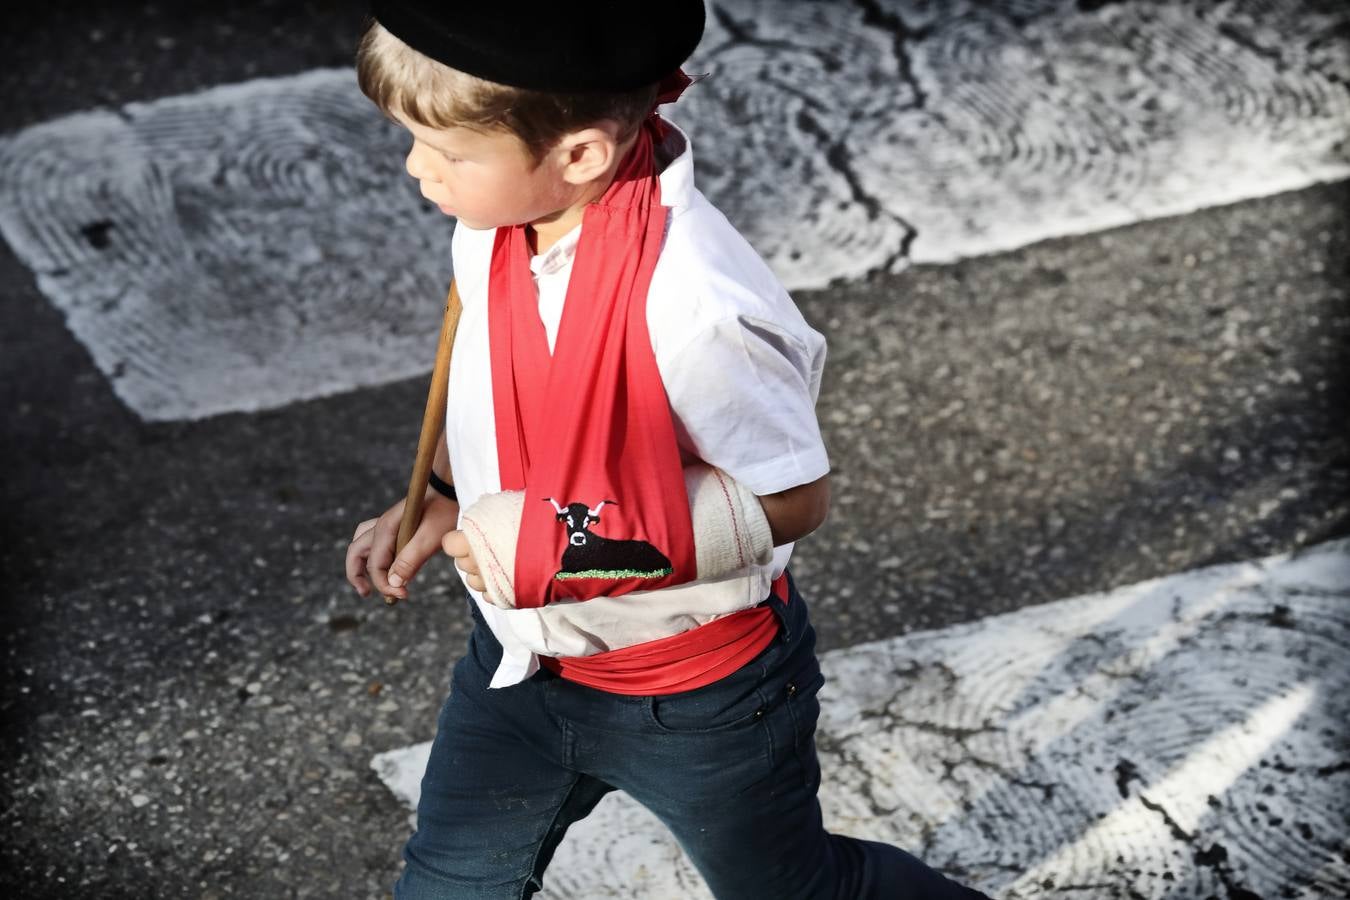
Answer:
[
  {"xmin": 404, "ymin": 152, "xmax": 424, "ymax": 180},
  {"xmin": 405, "ymin": 145, "xmax": 433, "ymax": 181}
]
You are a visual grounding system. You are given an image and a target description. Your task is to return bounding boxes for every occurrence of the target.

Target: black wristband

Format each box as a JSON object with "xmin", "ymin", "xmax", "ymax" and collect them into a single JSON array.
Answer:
[{"xmin": 428, "ymin": 471, "xmax": 457, "ymax": 502}]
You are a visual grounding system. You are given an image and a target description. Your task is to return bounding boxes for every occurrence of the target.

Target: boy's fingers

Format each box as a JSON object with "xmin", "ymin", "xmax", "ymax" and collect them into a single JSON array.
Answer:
[
  {"xmin": 351, "ymin": 518, "xmax": 378, "ymax": 542},
  {"xmin": 441, "ymin": 530, "xmax": 485, "ymax": 591},
  {"xmin": 442, "ymin": 534, "xmax": 480, "ymax": 577},
  {"xmin": 452, "ymin": 552, "xmax": 484, "ymax": 591},
  {"xmin": 366, "ymin": 516, "xmax": 403, "ymax": 599},
  {"xmin": 387, "ymin": 524, "xmax": 444, "ymax": 589},
  {"xmin": 344, "ymin": 525, "xmax": 377, "ymax": 597},
  {"xmin": 442, "ymin": 529, "xmax": 470, "ymax": 558}
]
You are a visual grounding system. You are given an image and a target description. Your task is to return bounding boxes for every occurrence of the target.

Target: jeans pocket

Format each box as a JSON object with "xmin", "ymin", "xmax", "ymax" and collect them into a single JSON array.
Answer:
[
  {"xmin": 782, "ymin": 665, "xmax": 825, "ymax": 791},
  {"xmin": 643, "ymin": 669, "xmax": 772, "ymax": 735}
]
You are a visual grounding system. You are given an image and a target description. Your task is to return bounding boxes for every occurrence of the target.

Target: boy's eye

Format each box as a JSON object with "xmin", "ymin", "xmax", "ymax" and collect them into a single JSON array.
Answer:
[{"xmin": 439, "ymin": 151, "xmax": 462, "ymax": 163}]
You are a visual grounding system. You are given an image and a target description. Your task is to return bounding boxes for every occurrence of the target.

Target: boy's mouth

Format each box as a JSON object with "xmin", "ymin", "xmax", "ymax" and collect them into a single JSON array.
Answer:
[
  {"xmin": 423, "ymin": 194, "xmax": 453, "ymax": 216},
  {"xmin": 419, "ymin": 185, "xmax": 452, "ymax": 216}
]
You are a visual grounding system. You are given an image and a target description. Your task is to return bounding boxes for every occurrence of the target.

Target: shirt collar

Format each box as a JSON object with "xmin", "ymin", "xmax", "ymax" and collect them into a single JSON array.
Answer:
[
  {"xmin": 529, "ymin": 225, "xmax": 582, "ymax": 276},
  {"xmin": 528, "ymin": 119, "xmax": 694, "ymax": 276},
  {"xmin": 654, "ymin": 118, "xmax": 695, "ymax": 211}
]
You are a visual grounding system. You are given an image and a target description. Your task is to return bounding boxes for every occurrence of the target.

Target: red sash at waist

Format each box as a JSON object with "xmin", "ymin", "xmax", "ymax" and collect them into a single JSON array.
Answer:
[{"xmin": 540, "ymin": 574, "xmax": 790, "ymax": 695}]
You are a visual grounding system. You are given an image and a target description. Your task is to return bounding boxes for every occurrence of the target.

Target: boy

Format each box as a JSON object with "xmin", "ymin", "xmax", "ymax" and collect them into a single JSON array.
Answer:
[{"xmin": 344, "ymin": 2, "xmax": 992, "ymax": 898}]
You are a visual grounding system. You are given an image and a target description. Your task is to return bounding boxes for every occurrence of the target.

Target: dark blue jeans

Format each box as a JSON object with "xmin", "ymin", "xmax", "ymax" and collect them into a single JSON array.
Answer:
[{"xmin": 396, "ymin": 575, "xmax": 992, "ymax": 899}]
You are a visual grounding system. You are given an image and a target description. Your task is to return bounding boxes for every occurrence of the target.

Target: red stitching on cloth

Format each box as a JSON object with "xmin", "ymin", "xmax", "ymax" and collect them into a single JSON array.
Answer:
[
  {"xmin": 712, "ymin": 469, "xmax": 748, "ymax": 568},
  {"xmin": 463, "ymin": 516, "xmax": 511, "ymax": 603}
]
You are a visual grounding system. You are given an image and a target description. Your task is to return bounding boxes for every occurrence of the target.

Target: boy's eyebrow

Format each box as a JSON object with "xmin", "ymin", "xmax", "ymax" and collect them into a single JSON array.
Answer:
[
  {"xmin": 391, "ymin": 112, "xmax": 467, "ymax": 153},
  {"xmin": 415, "ymin": 129, "xmax": 470, "ymax": 155}
]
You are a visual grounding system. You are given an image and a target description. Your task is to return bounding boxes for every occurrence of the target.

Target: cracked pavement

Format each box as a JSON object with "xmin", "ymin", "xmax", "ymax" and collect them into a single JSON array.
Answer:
[
  {"xmin": 376, "ymin": 541, "xmax": 1349, "ymax": 898},
  {"xmin": 2, "ymin": 1, "xmax": 1348, "ymax": 897}
]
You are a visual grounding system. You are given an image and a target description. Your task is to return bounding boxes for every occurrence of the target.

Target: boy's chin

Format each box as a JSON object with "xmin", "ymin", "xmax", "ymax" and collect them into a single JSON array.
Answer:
[{"xmin": 451, "ymin": 215, "xmax": 501, "ymax": 232}]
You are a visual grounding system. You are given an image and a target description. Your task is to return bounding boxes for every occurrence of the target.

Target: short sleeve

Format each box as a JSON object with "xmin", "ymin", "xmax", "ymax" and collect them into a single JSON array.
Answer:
[{"xmin": 662, "ymin": 314, "xmax": 830, "ymax": 496}]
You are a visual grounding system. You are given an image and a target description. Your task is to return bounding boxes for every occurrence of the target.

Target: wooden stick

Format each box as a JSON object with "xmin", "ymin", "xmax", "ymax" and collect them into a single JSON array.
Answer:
[{"xmin": 385, "ymin": 280, "xmax": 463, "ymax": 606}]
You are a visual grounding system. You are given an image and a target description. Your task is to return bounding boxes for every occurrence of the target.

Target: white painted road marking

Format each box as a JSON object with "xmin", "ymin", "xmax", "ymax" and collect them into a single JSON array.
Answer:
[
  {"xmin": 0, "ymin": 71, "xmax": 454, "ymax": 422},
  {"xmin": 1, "ymin": 2, "xmax": 1346, "ymax": 420},
  {"xmin": 371, "ymin": 538, "xmax": 1350, "ymax": 898}
]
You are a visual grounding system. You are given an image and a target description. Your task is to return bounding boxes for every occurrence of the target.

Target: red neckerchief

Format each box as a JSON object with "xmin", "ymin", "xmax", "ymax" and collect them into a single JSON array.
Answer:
[{"xmin": 487, "ymin": 74, "xmax": 697, "ymax": 609}]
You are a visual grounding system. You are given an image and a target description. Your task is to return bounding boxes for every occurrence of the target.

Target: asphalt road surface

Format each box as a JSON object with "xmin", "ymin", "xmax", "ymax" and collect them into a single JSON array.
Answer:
[{"xmin": 1, "ymin": 2, "xmax": 1346, "ymax": 898}]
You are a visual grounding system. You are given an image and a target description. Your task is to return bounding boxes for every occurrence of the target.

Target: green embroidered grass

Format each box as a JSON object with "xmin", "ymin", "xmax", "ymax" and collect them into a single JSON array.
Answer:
[{"xmin": 554, "ymin": 567, "xmax": 673, "ymax": 581}]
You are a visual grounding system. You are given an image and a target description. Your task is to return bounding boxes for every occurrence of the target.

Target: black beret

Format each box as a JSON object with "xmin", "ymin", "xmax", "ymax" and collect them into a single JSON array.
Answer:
[{"xmin": 369, "ymin": 1, "xmax": 706, "ymax": 93}]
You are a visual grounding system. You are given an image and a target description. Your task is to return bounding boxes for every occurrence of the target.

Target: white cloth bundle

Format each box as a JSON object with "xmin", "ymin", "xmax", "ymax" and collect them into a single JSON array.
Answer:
[{"xmin": 459, "ymin": 464, "xmax": 774, "ymax": 610}]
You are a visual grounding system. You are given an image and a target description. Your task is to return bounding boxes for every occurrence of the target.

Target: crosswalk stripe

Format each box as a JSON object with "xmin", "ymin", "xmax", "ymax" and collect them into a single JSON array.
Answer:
[
  {"xmin": 1, "ymin": 1, "xmax": 1344, "ymax": 420},
  {"xmin": 371, "ymin": 538, "xmax": 1350, "ymax": 898}
]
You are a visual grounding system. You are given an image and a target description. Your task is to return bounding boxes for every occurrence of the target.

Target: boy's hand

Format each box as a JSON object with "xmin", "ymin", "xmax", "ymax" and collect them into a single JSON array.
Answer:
[
  {"xmin": 441, "ymin": 530, "xmax": 485, "ymax": 593},
  {"xmin": 345, "ymin": 493, "xmax": 460, "ymax": 601}
]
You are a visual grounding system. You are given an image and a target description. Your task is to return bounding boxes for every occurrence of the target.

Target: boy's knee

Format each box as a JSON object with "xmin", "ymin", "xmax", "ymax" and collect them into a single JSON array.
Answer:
[{"xmin": 395, "ymin": 844, "xmax": 533, "ymax": 900}]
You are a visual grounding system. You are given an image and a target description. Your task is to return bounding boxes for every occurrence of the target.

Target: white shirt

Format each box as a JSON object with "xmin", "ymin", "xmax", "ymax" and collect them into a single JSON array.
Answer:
[{"xmin": 445, "ymin": 121, "xmax": 830, "ymax": 687}]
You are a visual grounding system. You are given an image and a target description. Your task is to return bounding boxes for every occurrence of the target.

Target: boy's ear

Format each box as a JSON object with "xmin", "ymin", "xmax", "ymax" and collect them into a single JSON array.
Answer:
[{"xmin": 556, "ymin": 124, "xmax": 624, "ymax": 186}]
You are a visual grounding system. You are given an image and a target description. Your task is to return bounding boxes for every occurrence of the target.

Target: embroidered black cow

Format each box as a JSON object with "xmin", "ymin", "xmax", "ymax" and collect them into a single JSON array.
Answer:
[{"xmin": 544, "ymin": 498, "xmax": 673, "ymax": 581}]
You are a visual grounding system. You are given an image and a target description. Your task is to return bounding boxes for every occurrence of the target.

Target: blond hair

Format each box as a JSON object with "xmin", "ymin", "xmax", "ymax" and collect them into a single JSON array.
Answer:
[{"xmin": 356, "ymin": 20, "xmax": 660, "ymax": 164}]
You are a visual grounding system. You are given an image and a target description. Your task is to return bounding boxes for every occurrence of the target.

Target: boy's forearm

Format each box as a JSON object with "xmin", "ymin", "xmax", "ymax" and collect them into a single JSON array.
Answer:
[{"xmin": 758, "ymin": 475, "xmax": 830, "ymax": 546}]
